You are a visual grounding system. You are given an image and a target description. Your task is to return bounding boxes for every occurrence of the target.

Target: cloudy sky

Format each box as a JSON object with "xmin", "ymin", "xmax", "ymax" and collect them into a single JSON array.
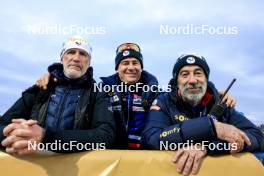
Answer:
[{"xmin": 0, "ymin": 0, "xmax": 263, "ymax": 125}]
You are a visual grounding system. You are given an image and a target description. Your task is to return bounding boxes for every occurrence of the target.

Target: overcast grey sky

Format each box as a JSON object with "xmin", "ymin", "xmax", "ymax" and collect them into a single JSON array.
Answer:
[{"xmin": 0, "ymin": 0, "xmax": 263, "ymax": 125}]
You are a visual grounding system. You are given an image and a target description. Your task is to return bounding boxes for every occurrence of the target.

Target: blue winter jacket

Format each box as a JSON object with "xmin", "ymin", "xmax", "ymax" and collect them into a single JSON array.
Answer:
[
  {"xmin": 100, "ymin": 70, "xmax": 160, "ymax": 149},
  {"xmin": 142, "ymin": 81, "xmax": 264, "ymax": 155}
]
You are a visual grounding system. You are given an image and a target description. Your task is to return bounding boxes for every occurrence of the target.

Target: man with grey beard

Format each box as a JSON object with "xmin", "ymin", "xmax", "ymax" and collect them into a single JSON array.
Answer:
[
  {"xmin": 178, "ymin": 76, "xmax": 207, "ymax": 106},
  {"xmin": 142, "ymin": 54, "xmax": 264, "ymax": 175},
  {"xmin": 0, "ymin": 36, "xmax": 115, "ymax": 155}
]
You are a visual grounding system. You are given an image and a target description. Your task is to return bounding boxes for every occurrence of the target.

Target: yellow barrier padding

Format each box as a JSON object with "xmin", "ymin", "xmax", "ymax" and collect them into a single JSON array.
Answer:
[{"xmin": 0, "ymin": 150, "xmax": 263, "ymax": 176}]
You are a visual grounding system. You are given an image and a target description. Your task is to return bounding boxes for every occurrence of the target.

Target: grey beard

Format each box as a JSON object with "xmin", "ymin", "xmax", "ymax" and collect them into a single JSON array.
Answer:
[
  {"xmin": 179, "ymin": 82, "xmax": 207, "ymax": 106},
  {"xmin": 63, "ymin": 67, "xmax": 85, "ymax": 79}
]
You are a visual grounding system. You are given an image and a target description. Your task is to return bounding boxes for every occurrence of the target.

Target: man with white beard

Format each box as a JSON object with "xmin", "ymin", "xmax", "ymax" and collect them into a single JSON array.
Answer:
[
  {"xmin": 0, "ymin": 36, "xmax": 115, "ymax": 155},
  {"xmin": 142, "ymin": 54, "xmax": 264, "ymax": 175}
]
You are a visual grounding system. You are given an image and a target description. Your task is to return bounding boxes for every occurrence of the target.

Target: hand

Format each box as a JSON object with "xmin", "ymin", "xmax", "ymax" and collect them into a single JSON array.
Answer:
[
  {"xmin": 2, "ymin": 119, "xmax": 44, "ymax": 155},
  {"xmin": 6, "ymin": 139, "xmax": 37, "ymax": 155},
  {"xmin": 150, "ymin": 105, "xmax": 161, "ymax": 111},
  {"xmin": 3, "ymin": 119, "xmax": 38, "ymax": 137},
  {"xmin": 214, "ymin": 121, "xmax": 251, "ymax": 153},
  {"xmin": 2, "ymin": 119, "xmax": 37, "ymax": 155},
  {"xmin": 35, "ymin": 73, "xmax": 57, "ymax": 90},
  {"xmin": 4, "ymin": 124, "xmax": 45, "ymax": 155},
  {"xmin": 171, "ymin": 144, "xmax": 207, "ymax": 175},
  {"xmin": 219, "ymin": 91, "xmax": 236, "ymax": 107}
]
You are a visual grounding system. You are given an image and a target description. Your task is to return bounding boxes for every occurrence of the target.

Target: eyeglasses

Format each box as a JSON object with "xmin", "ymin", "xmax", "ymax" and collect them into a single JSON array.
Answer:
[{"xmin": 116, "ymin": 43, "xmax": 141, "ymax": 54}]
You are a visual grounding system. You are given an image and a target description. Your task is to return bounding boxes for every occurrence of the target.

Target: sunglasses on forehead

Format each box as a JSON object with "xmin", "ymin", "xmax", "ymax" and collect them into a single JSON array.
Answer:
[
  {"xmin": 116, "ymin": 43, "xmax": 141, "ymax": 53},
  {"xmin": 178, "ymin": 53, "xmax": 206, "ymax": 61}
]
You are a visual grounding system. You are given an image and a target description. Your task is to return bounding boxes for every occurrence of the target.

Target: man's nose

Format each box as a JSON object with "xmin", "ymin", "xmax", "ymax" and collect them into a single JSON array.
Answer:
[
  {"xmin": 188, "ymin": 74, "xmax": 198, "ymax": 84},
  {"xmin": 127, "ymin": 63, "xmax": 134, "ymax": 70},
  {"xmin": 72, "ymin": 53, "xmax": 81, "ymax": 61}
]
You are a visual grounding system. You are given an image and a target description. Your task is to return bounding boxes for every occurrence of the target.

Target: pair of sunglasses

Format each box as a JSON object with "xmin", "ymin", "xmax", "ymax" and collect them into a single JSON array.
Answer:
[
  {"xmin": 178, "ymin": 53, "xmax": 206, "ymax": 61},
  {"xmin": 116, "ymin": 43, "xmax": 141, "ymax": 53}
]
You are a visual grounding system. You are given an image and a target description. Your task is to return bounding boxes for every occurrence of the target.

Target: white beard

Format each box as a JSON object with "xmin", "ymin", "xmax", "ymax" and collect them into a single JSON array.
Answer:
[{"xmin": 179, "ymin": 81, "xmax": 207, "ymax": 106}]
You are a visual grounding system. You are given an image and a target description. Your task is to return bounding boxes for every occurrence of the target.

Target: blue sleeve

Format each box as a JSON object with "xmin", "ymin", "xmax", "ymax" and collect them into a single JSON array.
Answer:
[
  {"xmin": 142, "ymin": 109, "xmax": 216, "ymax": 150},
  {"xmin": 227, "ymin": 109, "xmax": 264, "ymax": 152},
  {"xmin": 207, "ymin": 109, "xmax": 264, "ymax": 155}
]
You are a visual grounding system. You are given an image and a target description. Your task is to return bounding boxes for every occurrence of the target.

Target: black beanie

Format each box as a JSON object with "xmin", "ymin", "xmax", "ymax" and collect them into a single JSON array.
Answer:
[
  {"xmin": 172, "ymin": 54, "xmax": 210, "ymax": 79},
  {"xmin": 115, "ymin": 49, "xmax": 143, "ymax": 70}
]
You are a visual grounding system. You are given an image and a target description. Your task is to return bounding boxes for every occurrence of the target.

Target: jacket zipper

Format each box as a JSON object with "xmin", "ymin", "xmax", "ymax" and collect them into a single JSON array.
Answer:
[
  {"xmin": 56, "ymin": 86, "xmax": 70, "ymax": 129},
  {"xmin": 126, "ymin": 91, "xmax": 131, "ymax": 133}
]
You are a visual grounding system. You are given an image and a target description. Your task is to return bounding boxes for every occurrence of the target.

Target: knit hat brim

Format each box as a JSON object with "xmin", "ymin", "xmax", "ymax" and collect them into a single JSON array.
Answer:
[
  {"xmin": 172, "ymin": 54, "xmax": 210, "ymax": 79},
  {"xmin": 60, "ymin": 36, "xmax": 92, "ymax": 59},
  {"xmin": 115, "ymin": 49, "xmax": 143, "ymax": 70}
]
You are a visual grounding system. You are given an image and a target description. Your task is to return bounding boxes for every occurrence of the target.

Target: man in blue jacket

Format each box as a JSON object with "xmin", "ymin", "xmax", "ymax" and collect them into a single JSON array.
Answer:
[
  {"xmin": 142, "ymin": 54, "xmax": 264, "ymax": 175},
  {"xmin": 0, "ymin": 36, "xmax": 115, "ymax": 155},
  {"xmin": 99, "ymin": 43, "xmax": 161, "ymax": 149}
]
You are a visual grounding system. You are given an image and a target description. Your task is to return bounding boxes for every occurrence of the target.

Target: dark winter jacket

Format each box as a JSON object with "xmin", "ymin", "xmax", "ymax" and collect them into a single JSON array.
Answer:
[
  {"xmin": 0, "ymin": 63, "xmax": 115, "ymax": 152},
  {"xmin": 100, "ymin": 70, "xmax": 160, "ymax": 149},
  {"xmin": 142, "ymin": 81, "xmax": 264, "ymax": 154}
]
